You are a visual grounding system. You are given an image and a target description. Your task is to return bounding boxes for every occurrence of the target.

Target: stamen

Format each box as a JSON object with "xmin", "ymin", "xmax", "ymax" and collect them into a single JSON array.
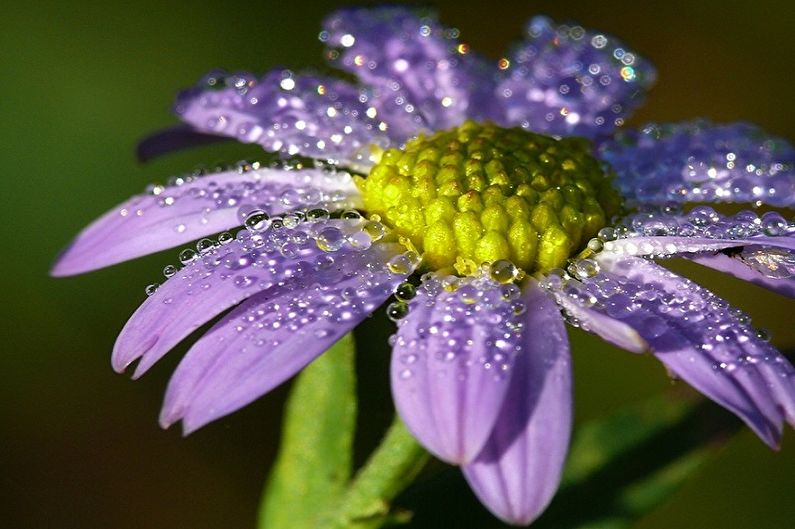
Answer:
[{"xmin": 358, "ymin": 121, "xmax": 621, "ymax": 274}]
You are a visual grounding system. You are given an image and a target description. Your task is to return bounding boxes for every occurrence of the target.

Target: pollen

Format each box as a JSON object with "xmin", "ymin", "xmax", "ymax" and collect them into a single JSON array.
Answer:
[{"xmin": 357, "ymin": 121, "xmax": 621, "ymax": 274}]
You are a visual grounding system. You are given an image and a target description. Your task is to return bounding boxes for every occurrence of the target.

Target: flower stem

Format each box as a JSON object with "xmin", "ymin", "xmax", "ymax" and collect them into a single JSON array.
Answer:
[{"xmin": 325, "ymin": 417, "xmax": 429, "ymax": 529}]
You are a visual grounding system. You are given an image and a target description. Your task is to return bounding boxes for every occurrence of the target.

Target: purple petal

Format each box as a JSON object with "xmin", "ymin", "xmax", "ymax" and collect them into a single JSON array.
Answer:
[
  {"xmin": 616, "ymin": 207, "xmax": 795, "ymax": 240},
  {"xmin": 160, "ymin": 252, "xmax": 408, "ymax": 433},
  {"xmin": 495, "ymin": 16, "xmax": 655, "ymax": 138},
  {"xmin": 689, "ymin": 251, "xmax": 795, "ymax": 298},
  {"xmin": 603, "ymin": 234, "xmax": 795, "ymax": 257},
  {"xmin": 544, "ymin": 254, "xmax": 795, "ymax": 447},
  {"xmin": 462, "ymin": 281, "xmax": 572, "ymax": 526},
  {"xmin": 51, "ymin": 166, "xmax": 360, "ymax": 276},
  {"xmin": 603, "ymin": 208, "xmax": 795, "ymax": 297},
  {"xmin": 136, "ymin": 125, "xmax": 231, "ymax": 162},
  {"xmin": 112, "ymin": 218, "xmax": 406, "ymax": 377},
  {"xmin": 390, "ymin": 273, "xmax": 527, "ymax": 464},
  {"xmin": 175, "ymin": 70, "xmax": 392, "ymax": 167},
  {"xmin": 322, "ymin": 7, "xmax": 500, "ymax": 135},
  {"xmin": 598, "ymin": 121, "xmax": 795, "ymax": 207},
  {"xmin": 549, "ymin": 282, "xmax": 646, "ymax": 353}
]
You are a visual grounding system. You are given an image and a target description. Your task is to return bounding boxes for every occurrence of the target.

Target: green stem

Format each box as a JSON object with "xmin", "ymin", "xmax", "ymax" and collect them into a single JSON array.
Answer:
[{"xmin": 325, "ymin": 417, "xmax": 430, "ymax": 529}]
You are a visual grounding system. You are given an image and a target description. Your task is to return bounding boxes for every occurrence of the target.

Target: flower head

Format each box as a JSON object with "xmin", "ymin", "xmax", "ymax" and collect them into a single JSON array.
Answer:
[{"xmin": 53, "ymin": 7, "xmax": 795, "ymax": 526}]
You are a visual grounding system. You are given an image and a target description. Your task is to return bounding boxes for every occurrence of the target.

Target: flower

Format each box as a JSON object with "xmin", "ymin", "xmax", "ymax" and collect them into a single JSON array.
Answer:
[{"xmin": 52, "ymin": 7, "xmax": 795, "ymax": 526}]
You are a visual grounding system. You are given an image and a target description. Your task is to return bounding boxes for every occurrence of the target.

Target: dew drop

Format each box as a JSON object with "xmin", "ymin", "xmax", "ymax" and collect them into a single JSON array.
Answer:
[
  {"xmin": 316, "ymin": 226, "xmax": 346, "ymax": 252},
  {"xmin": 179, "ymin": 248, "xmax": 197, "ymax": 264},
  {"xmin": 234, "ymin": 275, "xmax": 256, "ymax": 288},
  {"xmin": 341, "ymin": 210, "xmax": 362, "ymax": 220},
  {"xmin": 362, "ymin": 221, "xmax": 385, "ymax": 241},
  {"xmin": 196, "ymin": 238, "xmax": 215, "ymax": 254},
  {"xmin": 306, "ymin": 208, "xmax": 330, "ymax": 221},
  {"xmin": 386, "ymin": 301, "xmax": 409, "ymax": 321},
  {"xmin": 245, "ymin": 210, "xmax": 271, "ymax": 232},
  {"xmin": 489, "ymin": 260, "xmax": 519, "ymax": 284},
  {"xmin": 394, "ymin": 282, "xmax": 417, "ymax": 301}
]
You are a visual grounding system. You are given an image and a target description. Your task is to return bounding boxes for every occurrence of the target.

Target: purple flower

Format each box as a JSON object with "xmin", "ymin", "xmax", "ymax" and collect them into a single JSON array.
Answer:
[{"xmin": 52, "ymin": 7, "xmax": 795, "ymax": 526}]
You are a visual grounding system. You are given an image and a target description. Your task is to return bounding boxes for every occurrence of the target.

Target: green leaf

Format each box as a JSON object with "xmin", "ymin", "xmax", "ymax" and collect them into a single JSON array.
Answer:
[
  {"xmin": 534, "ymin": 394, "xmax": 741, "ymax": 529},
  {"xmin": 258, "ymin": 333, "xmax": 358, "ymax": 529}
]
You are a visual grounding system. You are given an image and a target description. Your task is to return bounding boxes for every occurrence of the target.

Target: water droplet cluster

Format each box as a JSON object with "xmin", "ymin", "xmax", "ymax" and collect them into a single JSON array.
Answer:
[
  {"xmin": 391, "ymin": 268, "xmax": 527, "ymax": 382},
  {"xmin": 176, "ymin": 69, "xmax": 393, "ymax": 166},
  {"xmin": 601, "ymin": 121, "xmax": 795, "ymax": 207},
  {"xmin": 144, "ymin": 213, "xmax": 419, "ymax": 314},
  {"xmin": 216, "ymin": 249, "xmax": 409, "ymax": 355},
  {"xmin": 540, "ymin": 255, "xmax": 793, "ymax": 384},
  {"xmin": 321, "ymin": 7, "xmax": 495, "ymax": 137},
  {"xmin": 580, "ymin": 207, "xmax": 795, "ymax": 276},
  {"xmin": 359, "ymin": 121, "xmax": 620, "ymax": 273},
  {"xmin": 496, "ymin": 15, "xmax": 655, "ymax": 138},
  {"xmin": 122, "ymin": 161, "xmax": 358, "ymax": 242}
]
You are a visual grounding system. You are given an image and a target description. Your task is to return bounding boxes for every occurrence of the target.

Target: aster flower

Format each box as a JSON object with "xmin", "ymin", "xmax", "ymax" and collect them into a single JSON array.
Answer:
[{"xmin": 52, "ymin": 7, "xmax": 795, "ymax": 526}]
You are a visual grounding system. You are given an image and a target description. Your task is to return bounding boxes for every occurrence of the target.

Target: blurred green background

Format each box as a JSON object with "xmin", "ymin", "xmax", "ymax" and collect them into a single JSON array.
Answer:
[{"xmin": 2, "ymin": 0, "xmax": 794, "ymax": 527}]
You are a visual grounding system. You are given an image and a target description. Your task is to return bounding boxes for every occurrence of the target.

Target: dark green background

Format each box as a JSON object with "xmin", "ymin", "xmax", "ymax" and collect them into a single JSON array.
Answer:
[{"xmin": 2, "ymin": 1, "xmax": 794, "ymax": 527}]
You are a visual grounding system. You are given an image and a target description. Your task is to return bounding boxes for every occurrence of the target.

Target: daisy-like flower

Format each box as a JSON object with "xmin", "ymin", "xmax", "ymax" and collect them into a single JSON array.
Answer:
[{"xmin": 53, "ymin": 7, "xmax": 795, "ymax": 526}]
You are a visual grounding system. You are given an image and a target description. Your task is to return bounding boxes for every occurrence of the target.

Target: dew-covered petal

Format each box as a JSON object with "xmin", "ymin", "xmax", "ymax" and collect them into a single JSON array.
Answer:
[
  {"xmin": 322, "ymin": 7, "xmax": 499, "ymax": 137},
  {"xmin": 603, "ymin": 234, "xmax": 795, "ymax": 258},
  {"xmin": 390, "ymin": 272, "xmax": 527, "ymax": 464},
  {"xmin": 594, "ymin": 256, "xmax": 789, "ymax": 447},
  {"xmin": 174, "ymin": 69, "xmax": 392, "ymax": 167},
  {"xmin": 111, "ymin": 218, "xmax": 404, "ymax": 377},
  {"xmin": 159, "ymin": 251, "xmax": 409, "ymax": 433},
  {"xmin": 542, "ymin": 254, "xmax": 795, "ymax": 447},
  {"xmin": 494, "ymin": 16, "xmax": 655, "ymax": 138},
  {"xmin": 462, "ymin": 281, "xmax": 571, "ymax": 526},
  {"xmin": 600, "ymin": 207, "xmax": 795, "ymax": 296},
  {"xmin": 689, "ymin": 251, "xmax": 795, "ymax": 298},
  {"xmin": 136, "ymin": 125, "xmax": 231, "ymax": 162},
  {"xmin": 607, "ymin": 207, "xmax": 795, "ymax": 254},
  {"xmin": 51, "ymin": 166, "xmax": 360, "ymax": 276},
  {"xmin": 546, "ymin": 274, "xmax": 646, "ymax": 353},
  {"xmin": 599, "ymin": 121, "xmax": 795, "ymax": 207}
]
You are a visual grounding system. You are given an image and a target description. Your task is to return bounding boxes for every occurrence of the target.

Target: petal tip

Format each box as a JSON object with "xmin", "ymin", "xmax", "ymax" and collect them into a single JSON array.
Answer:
[{"xmin": 49, "ymin": 247, "xmax": 83, "ymax": 277}]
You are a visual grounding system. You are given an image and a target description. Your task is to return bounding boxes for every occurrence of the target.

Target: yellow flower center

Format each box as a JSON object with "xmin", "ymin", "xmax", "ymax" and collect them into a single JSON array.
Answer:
[{"xmin": 357, "ymin": 121, "xmax": 621, "ymax": 275}]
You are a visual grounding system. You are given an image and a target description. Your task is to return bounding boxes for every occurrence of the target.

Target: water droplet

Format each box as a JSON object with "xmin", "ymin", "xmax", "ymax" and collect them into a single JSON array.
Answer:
[
  {"xmin": 343, "ymin": 230, "xmax": 370, "ymax": 251},
  {"xmin": 395, "ymin": 282, "xmax": 416, "ymax": 301},
  {"xmin": 196, "ymin": 238, "xmax": 215, "ymax": 254},
  {"xmin": 245, "ymin": 210, "xmax": 271, "ymax": 232},
  {"xmin": 572, "ymin": 258, "xmax": 600, "ymax": 279},
  {"xmin": 362, "ymin": 221, "xmax": 385, "ymax": 241},
  {"xmin": 587, "ymin": 238, "xmax": 604, "ymax": 253},
  {"xmin": 386, "ymin": 301, "xmax": 409, "ymax": 321},
  {"xmin": 234, "ymin": 275, "xmax": 256, "ymax": 288},
  {"xmin": 306, "ymin": 208, "xmax": 330, "ymax": 221},
  {"xmin": 490, "ymin": 260, "xmax": 519, "ymax": 284},
  {"xmin": 761, "ymin": 211, "xmax": 787, "ymax": 236},
  {"xmin": 179, "ymin": 248, "xmax": 197, "ymax": 264},
  {"xmin": 597, "ymin": 227, "xmax": 616, "ymax": 241},
  {"xmin": 316, "ymin": 226, "xmax": 346, "ymax": 252},
  {"xmin": 387, "ymin": 253, "xmax": 416, "ymax": 275},
  {"xmin": 341, "ymin": 210, "xmax": 362, "ymax": 220},
  {"xmin": 500, "ymin": 284, "xmax": 521, "ymax": 301}
]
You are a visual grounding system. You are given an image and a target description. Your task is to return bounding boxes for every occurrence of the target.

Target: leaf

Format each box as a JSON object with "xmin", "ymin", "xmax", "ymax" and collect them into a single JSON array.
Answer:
[
  {"xmin": 533, "ymin": 393, "xmax": 741, "ymax": 529},
  {"xmin": 258, "ymin": 333, "xmax": 358, "ymax": 529}
]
